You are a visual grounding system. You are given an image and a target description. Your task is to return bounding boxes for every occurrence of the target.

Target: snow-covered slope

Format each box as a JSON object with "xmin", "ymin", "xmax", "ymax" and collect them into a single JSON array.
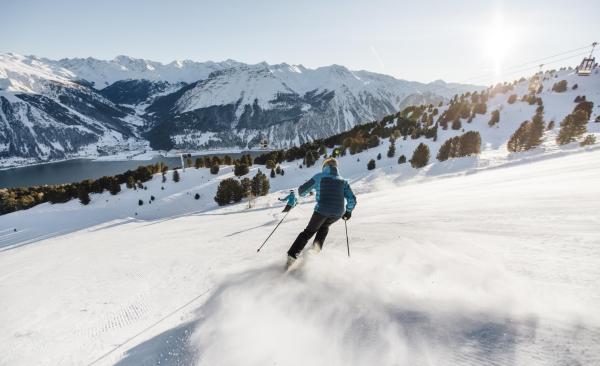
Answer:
[{"xmin": 0, "ymin": 143, "xmax": 599, "ymax": 365}]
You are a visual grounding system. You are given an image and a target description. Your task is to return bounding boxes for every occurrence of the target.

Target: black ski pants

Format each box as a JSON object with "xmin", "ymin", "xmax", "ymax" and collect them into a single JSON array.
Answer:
[{"xmin": 287, "ymin": 211, "xmax": 339, "ymax": 258}]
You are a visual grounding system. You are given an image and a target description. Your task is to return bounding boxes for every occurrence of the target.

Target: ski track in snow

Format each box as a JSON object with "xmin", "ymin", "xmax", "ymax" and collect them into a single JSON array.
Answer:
[{"xmin": 0, "ymin": 147, "xmax": 599, "ymax": 366}]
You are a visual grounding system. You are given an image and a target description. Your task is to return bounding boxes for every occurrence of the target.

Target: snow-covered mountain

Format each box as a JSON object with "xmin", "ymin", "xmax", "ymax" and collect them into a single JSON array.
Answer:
[{"xmin": 0, "ymin": 53, "xmax": 480, "ymax": 167}]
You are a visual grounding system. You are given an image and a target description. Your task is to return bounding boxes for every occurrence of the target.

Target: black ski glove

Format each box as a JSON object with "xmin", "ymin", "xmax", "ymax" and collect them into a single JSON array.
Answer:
[{"xmin": 342, "ymin": 211, "xmax": 352, "ymax": 221}]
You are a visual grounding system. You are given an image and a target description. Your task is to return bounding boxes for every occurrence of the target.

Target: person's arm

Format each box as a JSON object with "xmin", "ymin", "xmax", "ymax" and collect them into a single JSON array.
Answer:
[
  {"xmin": 279, "ymin": 193, "xmax": 290, "ymax": 201},
  {"xmin": 298, "ymin": 175, "xmax": 318, "ymax": 197},
  {"xmin": 343, "ymin": 181, "xmax": 356, "ymax": 212}
]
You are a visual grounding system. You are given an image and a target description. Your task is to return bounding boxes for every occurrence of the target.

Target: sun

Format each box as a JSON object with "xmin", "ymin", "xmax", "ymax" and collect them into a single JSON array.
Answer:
[{"xmin": 483, "ymin": 14, "xmax": 517, "ymax": 82}]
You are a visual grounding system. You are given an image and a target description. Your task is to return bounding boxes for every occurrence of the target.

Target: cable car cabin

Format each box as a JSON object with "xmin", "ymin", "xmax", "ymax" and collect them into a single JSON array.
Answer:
[
  {"xmin": 260, "ymin": 139, "xmax": 269, "ymax": 149},
  {"xmin": 577, "ymin": 57, "xmax": 595, "ymax": 76}
]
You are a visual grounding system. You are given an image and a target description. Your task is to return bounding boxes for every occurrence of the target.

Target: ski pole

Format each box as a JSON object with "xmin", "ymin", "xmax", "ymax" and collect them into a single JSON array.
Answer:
[
  {"xmin": 257, "ymin": 211, "xmax": 290, "ymax": 252},
  {"xmin": 344, "ymin": 219, "xmax": 350, "ymax": 257}
]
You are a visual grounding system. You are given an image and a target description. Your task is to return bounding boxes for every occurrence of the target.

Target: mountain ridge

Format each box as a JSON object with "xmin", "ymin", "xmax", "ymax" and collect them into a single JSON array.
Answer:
[{"xmin": 0, "ymin": 53, "xmax": 482, "ymax": 167}]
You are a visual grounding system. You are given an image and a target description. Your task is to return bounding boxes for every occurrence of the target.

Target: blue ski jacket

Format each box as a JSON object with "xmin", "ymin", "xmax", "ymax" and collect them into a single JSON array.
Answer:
[
  {"xmin": 279, "ymin": 192, "xmax": 298, "ymax": 207},
  {"xmin": 298, "ymin": 165, "xmax": 356, "ymax": 218}
]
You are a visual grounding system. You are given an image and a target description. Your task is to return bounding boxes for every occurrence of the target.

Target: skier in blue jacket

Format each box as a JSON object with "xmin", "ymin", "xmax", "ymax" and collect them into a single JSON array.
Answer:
[
  {"xmin": 278, "ymin": 190, "xmax": 297, "ymax": 212},
  {"xmin": 286, "ymin": 157, "xmax": 356, "ymax": 268}
]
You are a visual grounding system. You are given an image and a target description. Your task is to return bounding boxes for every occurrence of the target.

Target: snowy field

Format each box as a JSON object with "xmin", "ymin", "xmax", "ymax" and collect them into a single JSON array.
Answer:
[{"xmin": 1, "ymin": 146, "xmax": 599, "ymax": 366}]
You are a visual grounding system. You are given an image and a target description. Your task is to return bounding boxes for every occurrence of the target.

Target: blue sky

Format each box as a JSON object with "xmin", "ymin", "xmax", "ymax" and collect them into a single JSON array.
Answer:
[{"xmin": 2, "ymin": 0, "xmax": 599, "ymax": 84}]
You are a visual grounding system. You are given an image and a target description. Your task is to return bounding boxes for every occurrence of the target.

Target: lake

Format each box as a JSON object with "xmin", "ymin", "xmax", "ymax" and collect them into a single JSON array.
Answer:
[{"xmin": 0, "ymin": 152, "xmax": 261, "ymax": 188}]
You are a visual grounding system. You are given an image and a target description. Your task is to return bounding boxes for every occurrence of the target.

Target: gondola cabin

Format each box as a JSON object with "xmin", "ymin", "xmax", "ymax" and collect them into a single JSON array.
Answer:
[{"xmin": 577, "ymin": 57, "xmax": 595, "ymax": 76}]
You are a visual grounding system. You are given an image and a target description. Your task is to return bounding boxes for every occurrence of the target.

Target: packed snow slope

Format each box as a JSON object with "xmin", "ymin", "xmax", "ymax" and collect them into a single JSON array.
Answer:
[{"xmin": 1, "ymin": 140, "xmax": 600, "ymax": 365}]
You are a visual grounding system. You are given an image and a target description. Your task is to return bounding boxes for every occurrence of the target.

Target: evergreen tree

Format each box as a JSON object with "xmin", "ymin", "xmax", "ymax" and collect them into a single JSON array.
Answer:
[
  {"xmin": 251, "ymin": 170, "xmax": 270, "ymax": 196},
  {"xmin": 173, "ymin": 169, "xmax": 180, "ymax": 182},
  {"xmin": 304, "ymin": 150, "xmax": 318, "ymax": 167},
  {"xmin": 234, "ymin": 163, "xmax": 249, "ymax": 177},
  {"xmin": 276, "ymin": 165, "xmax": 282, "ymax": 174},
  {"xmin": 507, "ymin": 94, "xmax": 517, "ymax": 104},
  {"xmin": 214, "ymin": 178, "xmax": 245, "ymax": 206},
  {"xmin": 195, "ymin": 193, "xmax": 200, "ymax": 200},
  {"xmin": 224, "ymin": 155, "xmax": 233, "ymax": 165},
  {"xmin": 367, "ymin": 135, "xmax": 380, "ymax": 148},
  {"xmin": 367, "ymin": 159, "xmax": 376, "ymax": 170},
  {"xmin": 186, "ymin": 158, "xmax": 193, "ymax": 168},
  {"xmin": 507, "ymin": 121, "xmax": 530, "ymax": 152},
  {"xmin": 109, "ymin": 178, "xmax": 121, "ymax": 195},
  {"xmin": 398, "ymin": 155, "xmax": 406, "ymax": 164},
  {"xmin": 556, "ymin": 109, "xmax": 589, "ymax": 145},
  {"xmin": 411, "ymin": 143, "xmax": 430, "ymax": 168},
  {"xmin": 210, "ymin": 164, "xmax": 220, "ymax": 175},
  {"xmin": 580, "ymin": 134, "xmax": 596, "ymax": 146},
  {"xmin": 195, "ymin": 158, "xmax": 203, "ymax": 169},
  {"xmin": 240, "ymin": 178, "xmax": 252, "ymax": 197},
  {"xmin": 387, "ymin": 142, "xmax": 396, "ymax": 158},
  {"xmin": 552, "ymin": 80, "xmax": 568, "ymax": 92},
  {"xmin": 377, "ymin": 153, "xmax": 382, "ymax": 160},
  {"xmin": 211, "ymin": 156, "xmax": 222, "ymax": 166},
  {"xmin": 451, "ymin": 119, "xmax": 462, "ymax": 130},
  {"xmin": 138, "ymin": 199, "xmax": 143, "ymax": 206},
  {"xmin": 547, "ymin": 120, "xmax": 555, "ymax": 130},
  {"xmin": 489, "ymin": 110, "xmax": 500, "ymax": 126},
  {"xmin": 270, "ymin": 168, "xmax": 276, "ymax": 178},
  {"xmin": 126, "ymin": 176, "xmax": 135, "ymax": 189},
  {"xmin": 77, "ymin": 185, "xmax": 90, "ymax": 205}
]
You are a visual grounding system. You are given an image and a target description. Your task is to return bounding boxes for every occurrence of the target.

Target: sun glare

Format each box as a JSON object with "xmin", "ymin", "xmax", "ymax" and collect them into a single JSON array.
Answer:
[{"xmin": 483, "ymin": 14, "xmax": 517, "ymax": 83}]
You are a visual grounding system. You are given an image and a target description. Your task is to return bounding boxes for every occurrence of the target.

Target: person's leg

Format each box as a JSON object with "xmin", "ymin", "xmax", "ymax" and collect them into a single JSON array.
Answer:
[
  {"xmin": 282, "ymin": 205, "xmax": 292, "ymax": 212},
  {"xmin": 312, "ymin": 217, "xmax": 339, "ymax": 250},
  {"xmin": 287, "ymin": 212, "xmax": 327, "ymax": 258}
]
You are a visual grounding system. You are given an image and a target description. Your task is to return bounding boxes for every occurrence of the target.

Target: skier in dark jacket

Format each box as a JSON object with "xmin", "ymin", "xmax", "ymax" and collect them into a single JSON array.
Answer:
[
  {"xmin": 278, "ymin": 190, "xmax": 297, "ymax": 212},
  {"xmin": 286, "ymin": 157, "xmax": 356, "ymax": 269}
]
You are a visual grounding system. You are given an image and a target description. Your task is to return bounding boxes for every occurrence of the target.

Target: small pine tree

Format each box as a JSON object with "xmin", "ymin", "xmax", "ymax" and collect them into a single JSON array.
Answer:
[
  {"xmin": 214, "ymin": 178, "xmax": 245, "ymax": 206},
  {"xmin": 195, "ymin": 158, "xmax": 203, "ymax": 169},
  {"xmin": 266, "ymin": 160, "xmax": 276, "ymax": 170},
  {"xmin": 398, "ymin": 155, "xmax": 406, "ymax": 164},
  {"xmin": 186, "ymin": 158, "xmax": 193, "ymax": 168},
  {"xmin": 556, "ymin": 110, "xmax": 589, "ymax": 145},
  {"xmin": 377, "ymin": 153, "xmax": 382, "ymax": 160},
  {"xmin": 507, "ymin": 94, "xmax": 517, "ymax": 104},
  {"xmin": 173, "ymin": 169, "xmax": 180, "ymax": 182},
  {"xmin": 234, "ymin": 163, "xmax": 249, "ymax": 177},
  {"xmin": 580, "ymin": 134, "xmax": 596, "ymax": 146},
  {"xmin": 210, "ymin": 164, "xmax": 220, "ymax": 175},
  {"xmin": 387, "ymin": 142, "xmax": 396, "ymax": 158},
  {"xmin": 547, "ymin": 120, "xmax": 555, "ymax": 130},
  {"xmin": 411, "ymin": 143, "xmax": 430, "ymax": 168},
  {"xmin": 270, "ymin": 168, "xmax": 276, "ymax": 178},
  {"xmin": 367, "ymin": 159, "xmax": 376, "ymax": 170},
  {"xmin": 126, "ymin": 176, "xmax": 135, "ymax": 189},
  {"xmin": 138, "ymin": 199, "xmax": 143, "ymax": 206},
  {"xmin": 275, "ymin": 165, "xmax": 282, "ymax": 174},
  {"xmin": 451, "ymin": 119, "xmax": 462, "ymax": 130},
  {"xmin": 489, "ymin": 110, "xmax": 500, "ymax": 126},
  {"xmin": 552, "ymin": 80, "xmax": 568, "ymax": 93},
  {"xmin": 109, "ymin": 179, "xmax": 121, "ymax": 195},
  {"xmin": 194, "ymin": 193, "xmax": 200, "ymax": 200},
  {"xmin": 224, "ymin": 155, "xmax": 233, "ymax": 165},
  {"xmin": 77, "ymin": 185, "xmax": 90, "ymax": 205},
  {"xmin": 151, "ymin": 195, "xmax": 155, "ymax": 201},
  {"xmin": 304, "ymin": 151, "xmax": 317, "ymax": 167}
]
